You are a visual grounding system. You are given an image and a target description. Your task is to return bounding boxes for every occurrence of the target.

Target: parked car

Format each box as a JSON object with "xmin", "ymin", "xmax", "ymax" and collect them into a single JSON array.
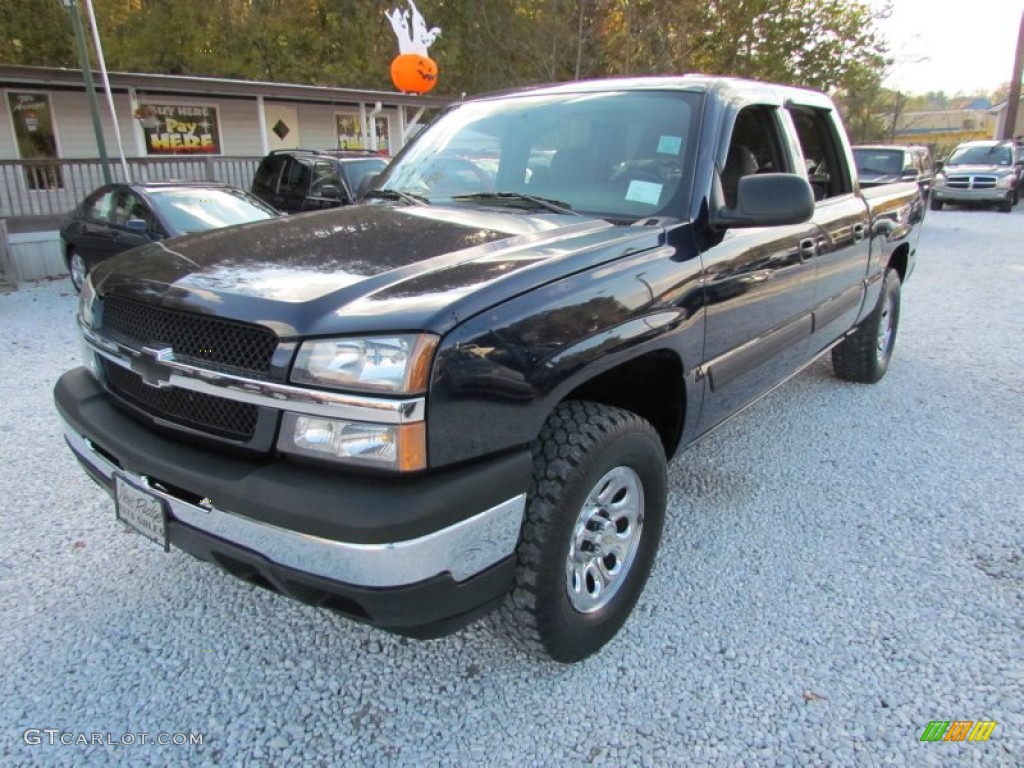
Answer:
[
  {"xmin": 250, "ymin": 149, "xmax": 389, "ymax": 213},
  {"xmin": 60, "ymin": 181, "xmax": 279, "ymax": 292},
  {"xmin": 930, "ymin": 139, "xmax": 1022, "ymax": 212},
  {"xmin": 852, "ymin": 144, "xmax": 934, "ymax": 197},
  {"xmin": 56, "ymin": 75, "xmax": 924, "ymax": 662}
]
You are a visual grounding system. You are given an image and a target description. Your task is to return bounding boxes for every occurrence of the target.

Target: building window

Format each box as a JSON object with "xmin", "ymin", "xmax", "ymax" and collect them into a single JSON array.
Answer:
[
  {"xmin": 137, "ymin": 103, "xmax": 221, "ymax": 155},
  {"xmin": 6, "ymin": 91, "xmax": 63, "ymax": 189}
]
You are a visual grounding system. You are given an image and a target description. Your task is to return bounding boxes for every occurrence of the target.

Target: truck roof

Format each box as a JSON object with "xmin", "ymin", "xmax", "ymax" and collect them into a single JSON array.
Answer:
[{"xmin": 464, "ymin": 74, "xmax": 835, "ymax": 111}]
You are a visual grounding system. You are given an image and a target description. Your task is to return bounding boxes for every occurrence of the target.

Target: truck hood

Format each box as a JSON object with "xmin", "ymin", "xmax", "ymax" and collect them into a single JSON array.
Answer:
[
  {"xmin": 858, "ymin": 172, "xmax": 903, "ymax": 186},
  {"xmin": 942, "ymin": 163, "xmax": 1016, "ymax": 176},
  {"xmin": 90, "ymin": 204, "xmax": 664, "ymax": 337}
]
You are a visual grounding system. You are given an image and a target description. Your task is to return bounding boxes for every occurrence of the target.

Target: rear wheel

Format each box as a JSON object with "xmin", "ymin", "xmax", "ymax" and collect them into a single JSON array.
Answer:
[
  {"xmin": 67, "ymin": 249, "xmax": 87, "ymax": 293},
  {"xmin": 495, "ymin": 401, "xmax": 667, "ymax": 663},
  {"xmin": 832, "ymin": 268, "xmax": 900, "ymax": 384}
]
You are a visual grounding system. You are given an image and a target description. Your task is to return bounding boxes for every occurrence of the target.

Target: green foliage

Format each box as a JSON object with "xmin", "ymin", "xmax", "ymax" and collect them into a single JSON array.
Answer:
[
  {"xmin": 0, "ymin": 0, "xmax": 76, "ymax": 67},
  {"xmin": 0, "ymin": 0, "xmax": 952, "ymax": 126}
]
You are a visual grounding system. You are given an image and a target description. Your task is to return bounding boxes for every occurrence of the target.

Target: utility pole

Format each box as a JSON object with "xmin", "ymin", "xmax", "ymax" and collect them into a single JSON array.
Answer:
[
  {"xmin": 1001, "ymin": 7, "xmax": 1024, "ymax": 140},
  {"xmin": 63, "ymin": 0, "xmax": 112, "ymax": 183}
]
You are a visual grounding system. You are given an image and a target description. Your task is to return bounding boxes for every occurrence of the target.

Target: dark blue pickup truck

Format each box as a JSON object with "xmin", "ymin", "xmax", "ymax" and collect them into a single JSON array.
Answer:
[{"xmin": 54, "ymin": 75, "xmax": 924, "ymax": 662}]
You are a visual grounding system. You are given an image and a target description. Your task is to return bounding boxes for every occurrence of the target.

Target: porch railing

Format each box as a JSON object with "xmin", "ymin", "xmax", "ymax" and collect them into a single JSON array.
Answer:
[{"xmin": 0, "ymin": 156, "xmax": 262, "ymax": 219}]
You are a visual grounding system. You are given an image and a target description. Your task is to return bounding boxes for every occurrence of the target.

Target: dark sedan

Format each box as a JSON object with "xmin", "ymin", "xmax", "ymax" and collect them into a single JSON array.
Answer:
[{"xmin": 60, "ymin": 182, "xmax": 280, "ymax": 291}]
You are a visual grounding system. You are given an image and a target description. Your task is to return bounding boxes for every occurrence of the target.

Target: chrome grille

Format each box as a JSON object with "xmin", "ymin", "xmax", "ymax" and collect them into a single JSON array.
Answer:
[
  {"xmin": 100, "ymin": 296, "xmax": 278, "ymax": 377},
  {"xmin": 947, "ymin": 175, "xmax": 997, "ymax": 190},
  {"xmin": 101, "ymin": 359, "xmax": 259, "ymax": 440}
]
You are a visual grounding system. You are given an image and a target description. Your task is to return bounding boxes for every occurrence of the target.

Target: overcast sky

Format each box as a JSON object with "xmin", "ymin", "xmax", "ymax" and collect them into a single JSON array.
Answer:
[{"xmin": 871, "ymin": 0, "xmax": 1022, "ymax": 95}]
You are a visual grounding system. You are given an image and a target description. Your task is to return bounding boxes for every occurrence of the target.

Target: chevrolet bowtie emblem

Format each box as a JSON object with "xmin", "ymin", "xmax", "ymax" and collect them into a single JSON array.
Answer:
[{"xmin": 130, "ymin": 346, "xmax": 174, "ymax": 388}]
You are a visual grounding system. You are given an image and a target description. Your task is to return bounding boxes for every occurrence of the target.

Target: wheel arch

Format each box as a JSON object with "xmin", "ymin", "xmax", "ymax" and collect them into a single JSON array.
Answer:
[
  {"xmin": 561, "ymin": 348, "xmax": 686, "ymax": 459},
  {"xmin": 888, "ymin": 241, "xmax": 910, "ymax": 282}
]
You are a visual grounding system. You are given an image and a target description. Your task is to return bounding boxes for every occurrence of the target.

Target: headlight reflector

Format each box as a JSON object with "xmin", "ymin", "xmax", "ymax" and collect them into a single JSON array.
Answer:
[
  {"xmin": 291, "ymin": 334, "xmax": 438, "ymax": 393},
  {"xmin": 79, "ymin": 274, "xmax": 96, "ymax": 329},
  {"xmin": 279, "ymin": 413, "xmax": 426, "ymax": 471}
]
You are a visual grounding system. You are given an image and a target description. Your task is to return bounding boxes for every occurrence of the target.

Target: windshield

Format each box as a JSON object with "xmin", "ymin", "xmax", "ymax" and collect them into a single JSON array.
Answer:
[
  {"xmin": 947, "ymin": 145, "xmax": 1012, "ymax": 166},
  {"xmin": 853, "ymin": 149, "xmax": 903, "ymax": 176},
  {"xmin": 375, "ymin": 89, "xmax": 700, "ymax": 220},
  {"xmin": 149, "ymin": 187, "xmax": 278, "ymax": 233}
]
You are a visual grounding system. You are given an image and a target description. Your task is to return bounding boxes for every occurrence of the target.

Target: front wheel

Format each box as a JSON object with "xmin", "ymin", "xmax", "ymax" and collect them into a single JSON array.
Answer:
[
  {"xmin": 998, "ymin": 197, "xmax": 1013, "ymax": 213},
  {"xmin": 832, "ymin": 268, "xmax": 901, "ymax": 384},
  {"xmin": 929, "ymin": 198, "xmax": 943, "ymax": 211},
  {"xmin": 494, "ymin": 401, "xmax": 667, "ymax": 663},
  {"xmin": 67, "ymin": 249, "xmax": 87, "ymax": 293}
]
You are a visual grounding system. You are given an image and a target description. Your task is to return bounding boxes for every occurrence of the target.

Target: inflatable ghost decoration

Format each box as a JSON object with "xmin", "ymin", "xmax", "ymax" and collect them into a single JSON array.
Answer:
[{"xmin": 386, "ymin": 1, "xmax": 440, "ymax": 94}]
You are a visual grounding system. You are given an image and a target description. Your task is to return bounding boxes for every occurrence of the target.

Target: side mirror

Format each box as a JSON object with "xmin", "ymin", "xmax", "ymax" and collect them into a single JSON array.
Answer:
[
  {"xmin": 125, "ymin": 218, "xmax": 149, "ymax": 235},
  {"xmin": 935, "ymin": 160, "xmax": 945, "ymax": 171},
  {"xmin": 713, "ymin": 173, "xmax": 814, "ymax": 230},
  {"xmin": 901, "ymin": 169, "xmax": 920, "ymax": 180},
  {"xmin": 318, "ymin": 184, "xmax": 342, "ymax": 200}
]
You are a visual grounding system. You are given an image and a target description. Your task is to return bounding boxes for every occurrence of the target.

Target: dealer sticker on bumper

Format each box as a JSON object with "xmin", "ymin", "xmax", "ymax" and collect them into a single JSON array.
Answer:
[{"xmin": 114, "ymin": 474, "xmax": 169, "ymax": 552}]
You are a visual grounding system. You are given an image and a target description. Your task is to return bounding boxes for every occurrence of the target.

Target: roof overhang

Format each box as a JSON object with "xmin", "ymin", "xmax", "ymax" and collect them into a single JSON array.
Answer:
[{"xmin": 0, "ymin": 64, "xmax": 451, "ymax": 109}]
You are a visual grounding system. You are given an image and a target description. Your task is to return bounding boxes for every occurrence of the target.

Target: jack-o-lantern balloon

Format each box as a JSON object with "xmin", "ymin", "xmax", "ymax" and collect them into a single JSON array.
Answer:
[
  {"xmin": 386, "ymin": 1, "xmax": 441, "ymax": 94},
  {"xmin": 391, "ymin": 53, "xmax": 438, "ymax": 94}
]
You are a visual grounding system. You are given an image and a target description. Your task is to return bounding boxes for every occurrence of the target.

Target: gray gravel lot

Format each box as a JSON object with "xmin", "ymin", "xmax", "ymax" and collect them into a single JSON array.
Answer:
[{"xmin": 1, "ymin": 208, "xmax": 1022, "ymax": 766}]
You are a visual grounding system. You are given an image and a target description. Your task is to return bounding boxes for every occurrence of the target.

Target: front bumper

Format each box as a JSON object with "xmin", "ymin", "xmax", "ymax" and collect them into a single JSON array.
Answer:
[
  {"xmin": 55, "ymin": 367, "xmax": 531, "ymax": 637},
  {"xmin": 932, "ymin": 187, "xmax": 1013, "ymax": 204}
]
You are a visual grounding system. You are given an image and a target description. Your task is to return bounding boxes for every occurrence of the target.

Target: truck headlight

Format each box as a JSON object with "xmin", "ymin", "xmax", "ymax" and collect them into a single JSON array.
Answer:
[
  {"xmin": 996, "ymin": 174, "xmax": 1016, "ymax": 189},
  {"xmin": 278, "ymin": 413, "xmax": 426, "ymax": 471},
  {"xmin": 932, "ymin": 174, "xmax": 946, "ymax": 188},
  {"xmin": 79, "ymin": 274, "xmax": 96, "ymax": 329},
  {"xmin": 291, "ymin": 334, "xmax": 438, "ymax": 393}
]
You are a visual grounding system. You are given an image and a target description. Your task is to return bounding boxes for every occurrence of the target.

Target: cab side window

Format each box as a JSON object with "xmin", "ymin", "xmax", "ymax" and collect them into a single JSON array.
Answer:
[{"xmin": 720, "ymin": 106, "xmax": 788, "ymax": 208}]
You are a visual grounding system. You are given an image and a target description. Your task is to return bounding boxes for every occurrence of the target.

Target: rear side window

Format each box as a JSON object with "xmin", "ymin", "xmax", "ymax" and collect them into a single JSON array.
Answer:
[
  {"xmin": 789, "ymin": 106, "xmax": 853, "ymax": 200},
  {"xmin": 252, "ymin": 156, "xmax": 286, "ymax": 194},
  {"xmin": 83, "ymin": 189, "xmax": 116, "ymax": 222},
  {"xmin": 285, "ymin": 159, "xmax": 311, "ymax": 191}
]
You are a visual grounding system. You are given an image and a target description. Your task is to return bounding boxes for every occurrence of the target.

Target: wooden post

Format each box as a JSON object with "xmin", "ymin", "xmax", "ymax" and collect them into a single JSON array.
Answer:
[
  {"xmin": 1002, "ymin": 9, "xmax": 1024, "ymax": 140},
  {"xmin": 0, "ymin": 218, "xmax": 17, "ymax": 291}
]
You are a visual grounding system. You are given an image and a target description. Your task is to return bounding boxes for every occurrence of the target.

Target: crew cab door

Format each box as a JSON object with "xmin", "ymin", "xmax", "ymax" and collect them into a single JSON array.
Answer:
[
  {"xmin": 697, "ymin": 105, "xmax": 819, "ymax": 433},
  {"xmin": 785, "ymin": 105, "xmax": 871, "ymax": 354}
]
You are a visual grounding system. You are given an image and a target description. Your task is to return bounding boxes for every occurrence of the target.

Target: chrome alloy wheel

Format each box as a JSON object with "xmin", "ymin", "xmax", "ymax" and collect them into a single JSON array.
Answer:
[
  {"xmin": 70, "ymin": 252, "xmax": 87, "ymax": 293},
  {"xmin": 877, "ymin": 291, "xmax": 895, "ymax": 355},
  {"xmin": 565, "ymin": 466, "xmax": 645, "ymax": 613}
]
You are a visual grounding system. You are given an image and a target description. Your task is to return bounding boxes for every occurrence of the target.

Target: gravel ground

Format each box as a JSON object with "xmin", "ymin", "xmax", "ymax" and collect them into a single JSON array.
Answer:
[{"xmin": 1, "ymin": 207, "xmax": 1022, "ymax": 767}]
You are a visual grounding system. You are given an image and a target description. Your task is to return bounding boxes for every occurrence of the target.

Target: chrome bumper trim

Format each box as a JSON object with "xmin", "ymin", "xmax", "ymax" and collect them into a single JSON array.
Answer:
[
  {"xmin": 62, "ymin": 418, "xmax": 525, "ymax": 587},
  {"xmin": 80, "ymin": 324, "xmax": 425, "ymax": 424}
]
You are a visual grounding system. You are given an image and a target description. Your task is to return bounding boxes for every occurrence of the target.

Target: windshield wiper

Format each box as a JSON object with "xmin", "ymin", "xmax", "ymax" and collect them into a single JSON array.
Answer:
[
  {"xmin": 451, "ymin": 192, "xmax": 580, "ymax": 215},
  {"xmin": 363, "ymin": 188, "xmax": 430, "ymax": 205}
]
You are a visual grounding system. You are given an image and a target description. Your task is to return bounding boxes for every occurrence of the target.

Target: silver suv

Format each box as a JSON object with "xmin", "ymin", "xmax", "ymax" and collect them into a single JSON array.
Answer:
[{"xmin": 931, "ymin": 140, "xmax": 1021, "ymax": 212}]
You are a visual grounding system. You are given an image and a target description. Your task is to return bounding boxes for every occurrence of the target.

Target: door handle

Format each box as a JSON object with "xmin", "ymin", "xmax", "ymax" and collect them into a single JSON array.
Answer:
[
  {"xmin": 852, "ymin": 223, "xmax": 866, "ymax": 242},
  {"xmin": 799, "ymin": 238, "xmax": 817, "ymax": 260}
]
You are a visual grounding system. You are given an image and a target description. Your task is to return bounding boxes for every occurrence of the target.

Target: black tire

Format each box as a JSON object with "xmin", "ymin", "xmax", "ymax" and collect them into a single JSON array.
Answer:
[
  {"xmin": 832, "ymin": 268, "xmax": 901, "ymax": 384},
  {"xmin": 67, "ymin": 248, "xmax": 87, "ymax": 293},
  {"xmin": 494, "ymin": 401, "xmax": 667, "ymax": 663},
  {"xmin": 998, "ymin": 197, "xmax": 1012, "ymax": 213},
  {"xmin": 929, "ymin": 198, "xmax": 943, "ymax": 211}
]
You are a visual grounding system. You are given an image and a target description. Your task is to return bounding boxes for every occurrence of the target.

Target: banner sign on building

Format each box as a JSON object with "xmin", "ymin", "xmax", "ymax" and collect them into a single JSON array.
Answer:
[
  {"xmin": 139, "ymin": 104, "xmax": 221, "ymax": 155},
  {"xmin": 336, "ymin": 114, "xmax": 390, "ymax": 153}
]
